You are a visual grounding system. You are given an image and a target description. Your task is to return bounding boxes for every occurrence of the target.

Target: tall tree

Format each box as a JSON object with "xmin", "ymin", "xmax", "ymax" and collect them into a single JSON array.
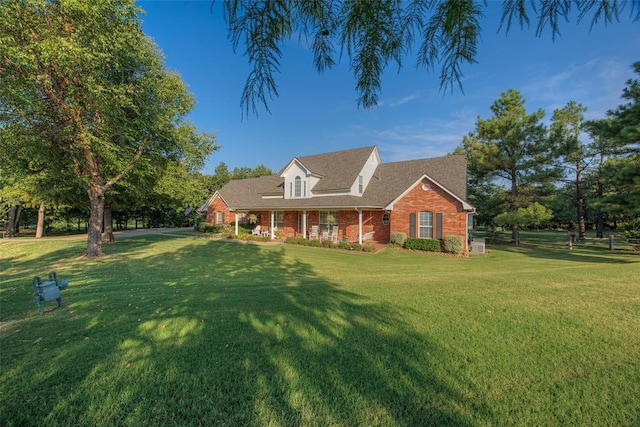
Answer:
[
  {"xmin": 460, "ymin": 89, "xmax": 558, "ymax": 244},
  {"xmin": 551, "ymin": 101, "xmax": 590, "ymax": 241},
  {"xmin": 587, "ymin": 61, "xmax": 640, "ymax": 218},
  {"xmin": 0, "ymin": 0, "xmax": 216, "ymax": 257},
  {"xmin": 220, "ymin": 0, "xmax": 638, "ymax": 115}
]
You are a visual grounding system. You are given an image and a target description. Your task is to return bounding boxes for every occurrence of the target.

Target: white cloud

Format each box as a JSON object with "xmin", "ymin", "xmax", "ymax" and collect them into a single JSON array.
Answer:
[
  {"xmin": 351, "ymin": 113, "xmax": 476, "ymax": 161},
  {"xmin": 388, "ymin": 93, "xmax": 420, "ymax": 107},
  {"xmin": 520, "ymin": 57, "xmax": 634, "ymax": 120}
]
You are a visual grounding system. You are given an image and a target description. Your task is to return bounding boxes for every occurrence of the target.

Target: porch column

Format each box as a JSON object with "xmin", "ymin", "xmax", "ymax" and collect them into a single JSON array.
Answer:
[
  {"xmin": 358, "ymin": 209, "xmax": 363, "ymax": 245},
  {"xmin": 302, "ymin": 210, "xmax": 307, "ymax": 238},
  {"xmin": 235, "ymin": 213, "xmax": 239, "ymax": 236},
  {"xmin": 270, "ymin": 211, "xmax": 275, "ymax": 239}
]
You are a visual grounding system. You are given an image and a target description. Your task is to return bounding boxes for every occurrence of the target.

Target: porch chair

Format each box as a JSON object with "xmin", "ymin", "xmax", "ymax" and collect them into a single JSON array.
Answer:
[
  {"xmin": 252, "ymin": 225, "xmax": 261, "ymax": 236},
  {"xmin": 328, "ymin": 225, "xmax": 339, "ymax": 243},
  {"xmin": 359, "ymin": 231, "xmax": 375, "ymax": 241},
  {"xmin": 309, "ymin": 225, "xmax": 319, "ymax": 240}
]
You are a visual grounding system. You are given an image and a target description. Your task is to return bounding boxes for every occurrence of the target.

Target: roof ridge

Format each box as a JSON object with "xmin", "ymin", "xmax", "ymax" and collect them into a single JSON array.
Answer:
[
  {"xmin": 382, "ymin": 153, "xmax": 464, "ymax": 166},
  {"xmin": 295, "ymin": 145, "xmax": 376, "ymax": 161}
]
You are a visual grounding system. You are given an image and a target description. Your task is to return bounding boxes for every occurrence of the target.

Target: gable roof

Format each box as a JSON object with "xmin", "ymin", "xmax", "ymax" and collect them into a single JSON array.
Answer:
[
  {"xmin": 362, "ymin": 155, "xmax": 468, "ymax": 207},
  {"xmin": 205, "ymin": 147, "xmax": 471, "ymax": 211}
]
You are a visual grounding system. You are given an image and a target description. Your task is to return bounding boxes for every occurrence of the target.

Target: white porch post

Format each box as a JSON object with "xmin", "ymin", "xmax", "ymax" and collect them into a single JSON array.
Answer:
[
  {"xmin": 302, "ymin": 210, "xmax": 307, "ymax": 238},
  {"xmin": 358, "ymin": 209, "xmax": 363, "ymax": 245},
  {"xmin": 270, "ymin": 211, "xmax": 275, "ymax": 239},
  {"xmin": 235, "ymin": 213, "xmax": 239, "ymax": 236}
]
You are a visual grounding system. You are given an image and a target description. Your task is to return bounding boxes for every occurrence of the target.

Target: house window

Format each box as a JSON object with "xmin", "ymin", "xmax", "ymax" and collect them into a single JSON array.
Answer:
[
  {"xmin": 295, "ymin": 176, "xmax": 301, "ymax": 197},
  {"xmin": 319, "ymin": 211, "xmax": 338, "ymax": 232},
  {"xmin": 358, "ymin": 175, "xmax": 363, "ymax": 194},
  {"xmin": 289, "ymin": 182, "xmax": 293, "ymax": 198},
  {"xmin": 274, "ymin": 211, "xmax": 284, "ymax": 231},
  {"xmin": 216, "ymin": 212, "xmax": 224, "ymax": 225},
  {"xmin": 382, "ymin": 213, "xmax": 390, "ymax": 225},
  {"xmin": 419, "ymin": 211, "xmax": 433, "ymax": 238},
  {"xmin": 303, "ymin": 181, "xmax": 307, "ymax": 197}
]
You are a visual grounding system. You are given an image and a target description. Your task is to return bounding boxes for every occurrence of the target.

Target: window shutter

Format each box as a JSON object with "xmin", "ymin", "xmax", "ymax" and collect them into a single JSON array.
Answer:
[
  {"xmin": 436, "ymin": 213, "xmax": 443, "ymax": 239},
  {"xmin": 409, "ymin": 213, "xmax": 416, "ymax": 238}
]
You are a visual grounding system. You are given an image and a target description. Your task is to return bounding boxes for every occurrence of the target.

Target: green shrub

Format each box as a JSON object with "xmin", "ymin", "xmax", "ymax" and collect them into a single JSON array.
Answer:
[
  {"xmin": 298, "ymin": 237, "xmax": 310, "ymax": 246},
  {"xmin": 351, "ymin": 243, "xmax": 362, "ymax": 251},
  {"xmin": 621, "ymin": 218, "xmax": 640, "ymax": 239},
  {"xmin": 202, "ymin": 224, "xmax": 219, "ymax": 233},
  {"xmin": 309, "ymin": 239, "xmax": 321, "ymax": 247},
  {"xmin": 284, "ymin": 236, "xmax": 310, "ymax": 245},
  {"xmin": 194, "ymin": 217, "xmax": 206, "ymax": 231},
  {"xmin": 442, "ymin": 235, "xmax": 464, "ymax": 254},
  {"xmin": 390, "ymin": 232, "xmax": 406, "ymax": 246},
  {"xmin": 338, "ymin": 241, "xmax": 350, "ymax": 250},
  {"xmin": 363, "ymin": 243, "xmax": 376, "ymax": 253},
  {"xmin": 404, "ymin": 238, "xmax": 441, "ymax": 252},
  {"xmin": 321, "ymin": 240, "xmax": 336, "ymax": 248}
]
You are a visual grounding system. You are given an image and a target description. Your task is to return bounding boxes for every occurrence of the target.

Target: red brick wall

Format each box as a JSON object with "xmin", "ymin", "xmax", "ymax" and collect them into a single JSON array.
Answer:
[
  {"xmin": 205, "ymin": 177, "xmax": 468, "ymax": 247},
  {"xmin": 391, "ymin": 178, "xmax": 468, "ymax": 243},
  {"xmin": 206, "ymin": 196, "xmax": 234, "ymax": 225},
  {"xmin": 340, "ymin": 210, "xmax": 390, "ymax": 243}
]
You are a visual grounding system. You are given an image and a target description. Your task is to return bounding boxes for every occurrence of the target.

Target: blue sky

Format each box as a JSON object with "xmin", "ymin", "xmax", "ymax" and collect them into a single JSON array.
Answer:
[{"xmin": 137, "ymin": 1, "xmax": 639, "ymax": 174}]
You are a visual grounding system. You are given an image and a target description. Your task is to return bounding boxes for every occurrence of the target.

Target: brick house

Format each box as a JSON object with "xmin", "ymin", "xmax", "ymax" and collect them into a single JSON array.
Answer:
[{"xmin": 200, "ymin": 146, "xmax": 475, "ymax": 250}]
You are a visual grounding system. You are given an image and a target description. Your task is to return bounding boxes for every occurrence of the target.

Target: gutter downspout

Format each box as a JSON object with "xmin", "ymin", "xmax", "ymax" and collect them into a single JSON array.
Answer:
[{"xmin": 235, "ymin": 213, "xmax": 239, "ymax": 236}]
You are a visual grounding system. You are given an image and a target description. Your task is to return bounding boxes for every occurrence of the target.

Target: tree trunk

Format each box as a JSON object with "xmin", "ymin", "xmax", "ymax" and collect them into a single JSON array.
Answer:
[
  {"xmin": 13, "ymin": 205, "xmax": 21, "ymax": 235},
  {"xmin": 576, "ymin": 164, "xmax": 586, "ymax": 241},
  {"xmin": 512, "ymin": 223, "xmax": 520, "ymax": 245},
  {"xmin": 510, "ymin": 171, "xmax": 520, "ymax": 245},
  {"xmin": 86, "ymin": 184, "xmax": 106, "ymax": 257},
  {"xmin": 6, "ymin": 205, "xmax": 17, "ymax": 238},
  {"xmin": 35, "ymin": 202, "xmax": 45, "ymax": 238},
  {"xmin": 103, "ymin": 205, "xmax": 115, "ymax": 242},
  {"xmin": 596, "ymin": 180, "xmax": 604, "ymax": 238}
]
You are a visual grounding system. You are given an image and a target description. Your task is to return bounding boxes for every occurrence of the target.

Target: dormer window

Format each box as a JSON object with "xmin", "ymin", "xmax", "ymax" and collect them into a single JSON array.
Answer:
[{"xmin": 295, "ymin": 176, "xmax": 302, "ymax": 197}]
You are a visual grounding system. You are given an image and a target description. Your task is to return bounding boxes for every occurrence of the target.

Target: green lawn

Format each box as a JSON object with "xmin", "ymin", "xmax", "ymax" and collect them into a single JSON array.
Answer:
[{"xmin": 1, "ymin": 233, "xmax": 639, "ymax": 426}]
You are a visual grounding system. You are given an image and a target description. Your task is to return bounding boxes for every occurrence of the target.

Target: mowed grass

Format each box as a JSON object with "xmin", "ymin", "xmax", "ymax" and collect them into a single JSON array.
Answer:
[{"xmin": 1, "ymin": 233, "xmax": 639, "ymax": 426}]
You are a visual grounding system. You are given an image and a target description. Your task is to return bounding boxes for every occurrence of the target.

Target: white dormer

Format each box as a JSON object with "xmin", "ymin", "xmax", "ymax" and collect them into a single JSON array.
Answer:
[
  {"xmin": 348, "ymin": 149, "xmax": 380, "ymax": 196},
  {"xmin": 277, "ymin": 146, "xmax": 381, "ymax": 199},
  {"xmin": 280, "ymin": 159, "xmax": 320, "ymax": 199}
]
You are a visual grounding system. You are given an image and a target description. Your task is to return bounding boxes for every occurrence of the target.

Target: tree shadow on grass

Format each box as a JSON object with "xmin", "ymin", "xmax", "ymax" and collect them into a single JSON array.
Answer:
[
  {"xmin": 0, "ymin": 235, "xmax": 180, "ymax": 320},
  {"xmin": 489, "ymin": 241, "xmax": 639, "ymax": 264},
  {"xmin": 1, "ymin": 239, "xmax": 495, "ymax": 425}
]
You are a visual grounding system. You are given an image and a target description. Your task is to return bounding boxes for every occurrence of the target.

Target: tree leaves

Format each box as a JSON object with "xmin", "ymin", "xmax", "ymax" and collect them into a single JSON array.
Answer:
[{"xmin": 218, "ymin": 0, "xmax": 638, "ymax": 116}]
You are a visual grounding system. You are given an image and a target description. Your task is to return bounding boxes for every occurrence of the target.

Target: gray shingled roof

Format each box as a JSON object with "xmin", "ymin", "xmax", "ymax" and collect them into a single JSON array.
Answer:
[
  {"xmin": 287, "ymin": 146, "xmax": 376, "ymax": 192},
  {"xmin": 363, "ymin": 155, "xmax": 468, "ymax": 207},
  {"xmin": 212, "ymin": 147, "xmax": 469, "ymax": 211}
]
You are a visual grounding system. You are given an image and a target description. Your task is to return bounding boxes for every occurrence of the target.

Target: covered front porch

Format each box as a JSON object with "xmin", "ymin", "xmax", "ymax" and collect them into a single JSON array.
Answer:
[{"xmin": 231, "ymin": 208, "xmax": 390, "ymax": 245}]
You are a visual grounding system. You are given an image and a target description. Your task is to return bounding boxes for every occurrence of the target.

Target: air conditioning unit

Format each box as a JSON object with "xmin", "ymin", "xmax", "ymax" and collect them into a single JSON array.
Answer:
[{"xmin": 471, "ymin": 238, "xmax": 486, "ymax": 254}]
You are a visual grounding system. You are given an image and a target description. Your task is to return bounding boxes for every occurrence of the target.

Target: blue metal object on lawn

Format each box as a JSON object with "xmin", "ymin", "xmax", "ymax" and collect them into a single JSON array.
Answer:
[{"xmin": 33, "ymin": 271, "xmax": 69, "ymax": 315}]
